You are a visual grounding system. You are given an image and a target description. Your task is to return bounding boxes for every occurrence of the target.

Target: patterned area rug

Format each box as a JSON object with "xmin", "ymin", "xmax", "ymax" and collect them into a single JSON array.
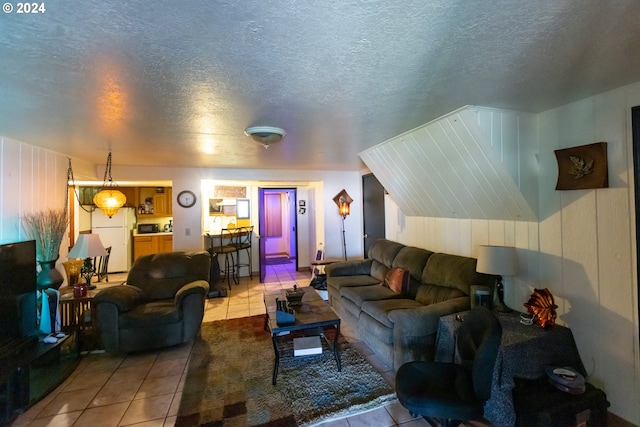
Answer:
[{"xmin": 176, "ymin": 315, "xmax": 396, "ymax": 427}]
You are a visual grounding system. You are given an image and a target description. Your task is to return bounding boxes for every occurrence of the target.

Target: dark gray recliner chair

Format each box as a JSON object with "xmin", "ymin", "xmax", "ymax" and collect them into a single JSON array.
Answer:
[{"xmin": 94, "ymin": 251, "xmax": 210, "ymax": 353}]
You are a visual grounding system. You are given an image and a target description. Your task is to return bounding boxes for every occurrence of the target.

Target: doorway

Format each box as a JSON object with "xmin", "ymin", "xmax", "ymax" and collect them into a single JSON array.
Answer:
[
  {"xmin": 258, "ymin": 188, "xmax": 298, "ymax": 282},
  {"xmin": 362, "ymin": 173, "xmax": 386, "ymax": 258}
]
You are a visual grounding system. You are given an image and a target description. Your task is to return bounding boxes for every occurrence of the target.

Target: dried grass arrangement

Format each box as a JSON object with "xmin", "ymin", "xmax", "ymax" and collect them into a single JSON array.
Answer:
[{"xmin": 22, "ymin": 208, "xmax": 68, "ymax": 261}]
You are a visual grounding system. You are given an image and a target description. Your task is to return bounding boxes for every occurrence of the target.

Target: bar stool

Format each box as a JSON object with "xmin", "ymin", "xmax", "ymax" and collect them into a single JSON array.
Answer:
[
  {"xmin": 207, "ymin": 229, "xmax": 238, "ymax": 289},
  {"xmin": 234, "ymin": 226, "xmax": 253, "ymax": 279}
]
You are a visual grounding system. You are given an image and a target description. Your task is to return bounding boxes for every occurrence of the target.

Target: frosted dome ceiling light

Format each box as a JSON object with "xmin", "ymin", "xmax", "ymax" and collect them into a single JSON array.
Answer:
[{"xmin": 244, "ymin": 126, "xmax": 286, "ymax": 149}]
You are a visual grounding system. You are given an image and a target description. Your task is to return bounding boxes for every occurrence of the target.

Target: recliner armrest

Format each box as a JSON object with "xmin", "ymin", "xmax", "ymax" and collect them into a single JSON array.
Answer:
[
  {"xmin": 93, "ymin": 285, "xmax": 147, "ymax": 312},
  {"xmin": 388, "ymin": 296, "xmax": 470, "ymax": 336},
  {"xmin": 174, "ymin": 280, "xmax": 210, "ymax": 307}
]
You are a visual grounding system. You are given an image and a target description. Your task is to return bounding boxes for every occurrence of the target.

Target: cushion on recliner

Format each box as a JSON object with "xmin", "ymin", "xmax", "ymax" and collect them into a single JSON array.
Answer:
[
  {"xmin": 119, "ymin": 300, "xmax": 181, "ymax": 328},
  {"xmin": 93, "ymin": 285, "xmax": 147, "ymax": 312},
  {"xmin": 341, "ymin": 284, "xmax": 400, "ymax": 307},
  {"xmin": 415, "ymin": 284, "xmax": 466, "ymax": 306},
  {"xmin": 128, "ymin": 252, "xmax": 211, "ymax": 300},
  {"xmin": 330, "ymin": 275, "xmax": 381, "ymax": 294},
  {"xmin": 360, "ymin": 298, "xmax": 424, "ymax": 328},
  {"xmin": 392, "ymin": 246, "xmax": 434, "ymax": 281},
  {"xmin": 422, "ymin": 253, "xmax": 495, "ymax": 295},
  {"xmin": 368, "ymin": 239, "xmax": 404, "ymax": 266}
]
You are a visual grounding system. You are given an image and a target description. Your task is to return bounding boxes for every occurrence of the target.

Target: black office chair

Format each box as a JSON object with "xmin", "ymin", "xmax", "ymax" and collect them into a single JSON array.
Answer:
[{"xmin": 395, "ymin": 306, "xmax": 502, "ymax": 427}]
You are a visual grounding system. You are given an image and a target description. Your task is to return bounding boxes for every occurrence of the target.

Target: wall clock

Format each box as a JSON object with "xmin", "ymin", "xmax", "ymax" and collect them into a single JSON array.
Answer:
[{"xmin": 177, "ymin": 190, "xmax": 197, "ymax": 208}]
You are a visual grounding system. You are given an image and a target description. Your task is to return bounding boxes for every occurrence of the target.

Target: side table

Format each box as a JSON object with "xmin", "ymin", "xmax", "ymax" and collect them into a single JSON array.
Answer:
[
  {"xmin": 59, "ymin": 287, "xmax": 101, "ymax": 351},
  {"xmin": 435, "ymin": 311, "xmax": 586, "ymax": 427}
]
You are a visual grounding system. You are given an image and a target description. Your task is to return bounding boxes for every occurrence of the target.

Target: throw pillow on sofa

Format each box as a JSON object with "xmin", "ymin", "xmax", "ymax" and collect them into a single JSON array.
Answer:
[{"xmin": 383, "ymin": 267, "xmax": 410, "ymax": 297}]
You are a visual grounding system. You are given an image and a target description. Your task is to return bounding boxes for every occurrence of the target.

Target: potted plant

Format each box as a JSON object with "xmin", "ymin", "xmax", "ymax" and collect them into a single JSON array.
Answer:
[{"xmin": 22, "ymin": 208, "xmax": 68, "ymax": 290}]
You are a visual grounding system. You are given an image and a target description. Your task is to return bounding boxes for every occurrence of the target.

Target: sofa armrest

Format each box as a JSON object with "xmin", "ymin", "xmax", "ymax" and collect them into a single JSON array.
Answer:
[
  {"xmin": 326, "ymin": 259, "xmax": 374, "ymax": 277},
  {"xmin": 388, "ymin": 296, "xmax": 470, "ymax": 336},
  {"xmin": 388, "ymin": 296, "xmax": 470, "ymax": 368},
  {"xmin": 93, "ymin": 285, "xmax": 147, "ymax": 312},
  {"xmin": 174, "ymin": 280, "xmax": 210, "ymax": 307}
]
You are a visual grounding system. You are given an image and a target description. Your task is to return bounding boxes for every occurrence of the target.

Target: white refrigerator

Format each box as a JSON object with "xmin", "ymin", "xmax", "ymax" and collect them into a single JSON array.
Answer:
[{"xmin": 91, "ymin": 208, "xmax": 136, "ymax": 273}]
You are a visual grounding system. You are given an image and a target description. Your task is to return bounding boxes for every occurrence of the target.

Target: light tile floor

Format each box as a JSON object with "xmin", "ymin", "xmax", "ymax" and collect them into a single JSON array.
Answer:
[{"xmin": 12, "ymin": 262, "xmax": 433, "ymax": 427}]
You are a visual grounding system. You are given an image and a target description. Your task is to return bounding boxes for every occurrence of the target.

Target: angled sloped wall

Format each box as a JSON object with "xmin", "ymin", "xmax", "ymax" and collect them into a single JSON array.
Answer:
[{"xmin": 358, "ymin": 106, "xmax": 538, "ymax": 221}]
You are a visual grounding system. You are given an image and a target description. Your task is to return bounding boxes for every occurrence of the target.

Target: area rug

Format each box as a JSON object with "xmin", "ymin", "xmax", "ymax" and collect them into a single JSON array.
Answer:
[
  {"xmin": 175, "ymin": 315, "xmax": 396, "ymax": 427},
  {"xmin": 265, "ymin": 256, "xmax": 292, "ymax": 265}
]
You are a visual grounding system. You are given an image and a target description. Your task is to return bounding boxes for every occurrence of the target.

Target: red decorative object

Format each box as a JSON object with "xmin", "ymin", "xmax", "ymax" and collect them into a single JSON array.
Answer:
[
  {"xmin": 524, "ymin": 288, "xmax": 558, "ymax": 328},
  {"xmin": 73, "ymin": 282, "xmax": 88, "ymax": 298}
]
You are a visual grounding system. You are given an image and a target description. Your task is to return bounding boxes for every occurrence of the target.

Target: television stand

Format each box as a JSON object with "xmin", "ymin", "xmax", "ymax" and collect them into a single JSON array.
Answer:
[{"xmin": 0, "ymin": 328, "xmax": 79, "ymax": 425}]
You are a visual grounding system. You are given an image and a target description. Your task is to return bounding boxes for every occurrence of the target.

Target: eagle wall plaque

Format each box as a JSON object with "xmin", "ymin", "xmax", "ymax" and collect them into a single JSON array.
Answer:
[{"xmin": 554, "ymin": 142, "xmax": 608, "ymax": 190}]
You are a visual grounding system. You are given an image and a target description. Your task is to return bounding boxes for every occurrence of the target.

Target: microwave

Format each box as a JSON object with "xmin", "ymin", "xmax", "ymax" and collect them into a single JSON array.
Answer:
[{"xmin": 137, "ymin": 223, "xmax": 160, "ymax": 234}]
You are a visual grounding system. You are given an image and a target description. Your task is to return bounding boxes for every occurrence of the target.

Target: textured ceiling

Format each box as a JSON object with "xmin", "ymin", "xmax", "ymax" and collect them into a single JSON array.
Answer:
[{"xmin": 1, "ymin": 0, "xmax": 640, "ymax": 171}]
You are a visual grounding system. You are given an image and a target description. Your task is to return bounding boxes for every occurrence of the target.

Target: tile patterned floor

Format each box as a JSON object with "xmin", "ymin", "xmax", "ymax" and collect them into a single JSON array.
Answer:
[{"xmin": 12, "ymin": 262, "xmax": 433, "ymax": 427}]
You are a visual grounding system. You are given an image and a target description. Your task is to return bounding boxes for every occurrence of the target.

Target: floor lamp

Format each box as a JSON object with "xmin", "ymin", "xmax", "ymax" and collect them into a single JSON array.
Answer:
[{"xmin": 333, "ymin": 189, "xmax": 353, "ymax": 261}]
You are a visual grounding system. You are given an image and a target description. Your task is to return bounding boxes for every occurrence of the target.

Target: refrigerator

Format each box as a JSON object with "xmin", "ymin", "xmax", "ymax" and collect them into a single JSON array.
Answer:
[{"xmin": 91, "ymin": 208, "xmax": 136, "ymax": 273}]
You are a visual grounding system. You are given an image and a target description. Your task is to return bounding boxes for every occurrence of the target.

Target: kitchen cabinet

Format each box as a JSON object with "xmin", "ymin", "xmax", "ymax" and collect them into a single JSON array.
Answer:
[
  {"xmin": 159, "ymin": 234, "xmax": 173, "ymax": 253},
  {"xmin": 133, "ymin": 235, "xmax": 156, "ymax": 260},
  {"xmin": 77, "ymin": 186, "xmax": 138, "ymax": 207},
  {"xmin": 119, "ymin": 187, "xmax": 138, "ymax": 207},
  {"xmin": 153, "ymin": 188, "xmax": 172, "ymax": 216},
  {"xmin": 133, "ymin": 234, "xmax": 173, "ymax": 261},
  {"xmin": 137, "ymin": 187, "xmax": 172, "ymax": 217}
]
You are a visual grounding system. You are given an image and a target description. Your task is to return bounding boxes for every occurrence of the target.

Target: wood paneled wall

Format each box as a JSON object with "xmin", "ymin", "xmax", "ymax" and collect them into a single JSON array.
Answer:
[
  {"xmin": 385, "ymin": 83, "xmax": 640, "ymax": 424},
  {"xmin": 360, "ymin": 106, "xmax": 538, "ymax": 221},
  {"xmin": 0, "ymin": 137, "xmax": 69, "ymax": 245}
]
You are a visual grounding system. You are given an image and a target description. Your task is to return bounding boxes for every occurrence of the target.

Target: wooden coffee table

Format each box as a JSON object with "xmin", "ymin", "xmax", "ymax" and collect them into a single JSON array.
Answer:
[{"xmin": 264, "ymin": 286, "xmax": 341, "ymax": 385}]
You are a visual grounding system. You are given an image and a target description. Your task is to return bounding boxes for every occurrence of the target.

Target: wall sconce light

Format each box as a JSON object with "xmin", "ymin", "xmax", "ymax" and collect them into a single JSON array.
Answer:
[
  {"xmin": 93, "ymin": 151, "xmax": 127, "ymax": 218},
  {"xmin": 339, "ymin": 200, "xmax": 350, "ymax": 218},
  {"xmin": 333, "ymin": 189, "xmax": 353, "ymax": 260}
]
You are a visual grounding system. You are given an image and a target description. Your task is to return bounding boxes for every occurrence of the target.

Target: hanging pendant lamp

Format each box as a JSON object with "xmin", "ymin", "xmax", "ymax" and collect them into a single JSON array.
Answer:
[{"xmin": 93, "ymin": 151, "xmax": 126, "ymax": 218}]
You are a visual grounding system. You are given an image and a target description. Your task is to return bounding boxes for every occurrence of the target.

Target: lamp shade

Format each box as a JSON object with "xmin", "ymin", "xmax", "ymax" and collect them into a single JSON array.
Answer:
[
  {"xmin": 476, "ymin": 245, "xmax": 518, "ymax": 276},
  {"xmin": 339, "ymin": 201, "xmax": 350, "ymax": 216},
  {"xmin": 68, "ymin": 234, "xmax": 108, "ymax": 259}
]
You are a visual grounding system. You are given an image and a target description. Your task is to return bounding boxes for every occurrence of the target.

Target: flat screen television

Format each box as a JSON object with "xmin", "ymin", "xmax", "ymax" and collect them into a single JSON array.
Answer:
[{"xmin": 0, "ymin": 240, "xmax": 38, "ymax": 342}]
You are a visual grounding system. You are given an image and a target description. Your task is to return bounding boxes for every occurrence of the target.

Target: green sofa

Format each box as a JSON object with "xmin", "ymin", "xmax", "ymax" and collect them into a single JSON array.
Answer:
[
  {"xmin": 94, "ymin": 251, "xmax": 210, "ymax": 353},
  {"xmin": 326, "ymin": 239, "xmax": 495, "ymax": 370}
]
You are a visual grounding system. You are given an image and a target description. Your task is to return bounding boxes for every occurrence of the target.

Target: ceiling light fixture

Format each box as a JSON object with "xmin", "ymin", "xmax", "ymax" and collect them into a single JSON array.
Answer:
[
  {"xmin": 244, "ymin": 126, "xmax": 286, "ymax": 149},
  {"xmin": 93, "ymin": 150, "xmax": 127, "ymax": 218}
]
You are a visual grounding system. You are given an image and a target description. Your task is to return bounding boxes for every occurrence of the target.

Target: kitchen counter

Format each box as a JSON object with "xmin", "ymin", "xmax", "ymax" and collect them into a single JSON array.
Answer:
[{"xmin": 132, "ymin": 230, "xmax": 173, "ymax": 236}]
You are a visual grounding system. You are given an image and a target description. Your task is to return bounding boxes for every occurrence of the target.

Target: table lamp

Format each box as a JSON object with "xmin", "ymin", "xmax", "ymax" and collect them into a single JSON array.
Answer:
[
  {"xmin": 476, "ymin": 245, "xmax": 519, "ymax": 312},
  {"xmin": 68, "ymin": 234, "xmax": 107, "ymax": 294}
]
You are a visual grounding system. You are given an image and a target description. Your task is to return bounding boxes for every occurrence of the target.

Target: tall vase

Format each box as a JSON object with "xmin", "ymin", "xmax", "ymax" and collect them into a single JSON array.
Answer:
[{"xmin": 37, "ymin": 258, "xmax": 64, "ymax": 290}]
